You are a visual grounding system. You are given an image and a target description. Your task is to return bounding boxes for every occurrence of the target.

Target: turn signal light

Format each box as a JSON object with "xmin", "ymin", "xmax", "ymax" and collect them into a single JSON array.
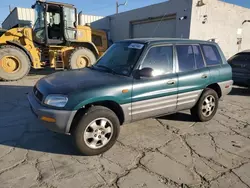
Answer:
[
  {"xmin": 41, "ymin": 116, "xmax": 56, "ymax": 123},
  {"xmin": 122, "ymin": 89, "xmax": 129, "ymax": 93}
]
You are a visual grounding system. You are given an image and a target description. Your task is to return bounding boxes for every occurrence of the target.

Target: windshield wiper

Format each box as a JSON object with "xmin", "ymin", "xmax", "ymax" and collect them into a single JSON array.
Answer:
[{"xmin": 95, "ymin": 65, "xmax": 118, "ymax": 74}]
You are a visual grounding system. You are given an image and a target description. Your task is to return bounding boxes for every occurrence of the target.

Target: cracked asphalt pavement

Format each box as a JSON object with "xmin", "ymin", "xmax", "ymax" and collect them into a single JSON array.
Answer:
[{"xmin": 0, "ymin": 74, "xmax": 250, "ymax": 188}]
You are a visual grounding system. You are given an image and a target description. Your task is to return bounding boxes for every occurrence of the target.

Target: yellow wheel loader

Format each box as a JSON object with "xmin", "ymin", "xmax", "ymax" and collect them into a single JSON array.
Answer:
[{"xmin": 0, "ymin": 0, "xmax": 108, "ymax": 81}]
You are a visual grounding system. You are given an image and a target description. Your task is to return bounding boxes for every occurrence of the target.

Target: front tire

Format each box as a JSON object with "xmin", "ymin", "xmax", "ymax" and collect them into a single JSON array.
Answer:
[
  {"xmin": 0, "ymin": 45, "xmax": 31, "ymax": 81},
  {"xmin": 191, "ymin": 88, "xmax": 219, "ymax": 122},
  {"xmin": 72, "ymin": 106, "xmax": 120, "ymax": 156},
  {"xmin": 69, "ymin": 47, "xmax": 96, "ymax": 69}
]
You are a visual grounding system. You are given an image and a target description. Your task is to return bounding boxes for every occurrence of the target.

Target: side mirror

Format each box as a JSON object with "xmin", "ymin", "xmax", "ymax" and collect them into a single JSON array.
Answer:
[{"xmin": 134, "ymin": 67, "xmax": 153, "ymax": 79}]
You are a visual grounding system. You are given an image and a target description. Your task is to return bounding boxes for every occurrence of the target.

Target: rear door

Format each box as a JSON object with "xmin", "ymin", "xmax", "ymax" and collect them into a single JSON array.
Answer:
[
  {"xmin": 200, "ymin": 44, "xmax": 224, "ymax": 84},
  {"xmin": 131, "ymin": 44, "xmax": 178, "ymax": 120},
  {"xmin": 176, "ymin": 44, "xmax": 209, "ymax": 111}
]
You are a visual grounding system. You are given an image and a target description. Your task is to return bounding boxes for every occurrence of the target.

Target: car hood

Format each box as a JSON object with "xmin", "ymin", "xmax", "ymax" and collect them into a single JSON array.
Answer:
[{"xmin": 36, "ymin": 68, "xmax": 132, "ymax": 96}]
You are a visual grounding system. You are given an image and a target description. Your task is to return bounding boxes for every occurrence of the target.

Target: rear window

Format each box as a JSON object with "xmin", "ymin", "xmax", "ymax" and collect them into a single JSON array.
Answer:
[
  {"xmin": 230, "ymin": 54, "xmax": 250, "ymax": 64},
  {"xmin": 92, "ymin": 34, "xmax": 103, "ymax": 47},
  {"xmin": 201, "ymin": 44, "xmax": 222, "ymax": 66}
]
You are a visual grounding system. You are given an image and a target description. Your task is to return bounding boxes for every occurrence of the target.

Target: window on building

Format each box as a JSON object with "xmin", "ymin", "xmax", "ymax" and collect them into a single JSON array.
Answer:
[
  {"xmin": 92, "ymin": 34, "xmax": 103, "ymax": 47},
  {"xmin": 141, "ymin": 46, "xmax": 173, "ymax": 76},
  {"xmin": 193, "ymin": 45, "xmax": 205, "ymax": 69},
  {"xmin": 201, "ymin": 44, "xmax": 222, "ymax": 66},
  {"xmin": 176, "ymin": 45, "xmax": 196, "ymax": 72}
]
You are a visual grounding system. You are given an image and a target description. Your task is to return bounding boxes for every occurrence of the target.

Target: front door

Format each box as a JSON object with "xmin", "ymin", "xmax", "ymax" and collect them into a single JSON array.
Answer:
[
  {"xmin": 131, "ymin": 45, "xmax": 178, "ymax": 121},
  {"xmin": 63, "ymin": 7, "xmax": 77, "ymax": 41},
  {"xmin": 175, "ymin": 44, "xmax": 210, "ymax": 111},
  {"xmin": 46, "ymin": 5, "xmax": 64, "ymax": 44}
]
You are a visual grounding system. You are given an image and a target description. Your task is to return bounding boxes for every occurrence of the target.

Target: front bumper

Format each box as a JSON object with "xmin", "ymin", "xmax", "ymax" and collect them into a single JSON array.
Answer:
[{"xmin": 27, "ymin": 92, "xmax": 77, "ymax": 134}]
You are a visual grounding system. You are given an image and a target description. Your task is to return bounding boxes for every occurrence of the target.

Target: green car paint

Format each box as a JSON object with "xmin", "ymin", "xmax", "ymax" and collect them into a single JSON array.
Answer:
[{"xmin": 28, "ymin": 38, "xmax": 232, "ymax": 134}]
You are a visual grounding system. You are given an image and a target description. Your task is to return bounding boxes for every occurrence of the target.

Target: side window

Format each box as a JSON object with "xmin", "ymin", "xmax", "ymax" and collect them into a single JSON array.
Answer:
[
  {"xmin": 141, "ymin": 46, "xmax": 173, "ymax": 76},
  {"xmin": 201, "ymin": 44, "xmax": 222, "ymax": 66},
  {"xmin": 176, "ymin": 45, "xmax": 196, "ymax": 72},
  {"xmin": 92, "ymin": 34, "xmax": 103, "ymax": 47},
  {"xmin": 193, "ymin": 45, "xmax": 205, "ymax": 69}
]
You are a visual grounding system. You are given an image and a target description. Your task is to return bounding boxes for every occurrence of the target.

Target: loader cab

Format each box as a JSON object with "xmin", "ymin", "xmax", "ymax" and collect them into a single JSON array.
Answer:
[{"xmin": 33, "ymin": 0, "xmax": 77, "ymax": 45}]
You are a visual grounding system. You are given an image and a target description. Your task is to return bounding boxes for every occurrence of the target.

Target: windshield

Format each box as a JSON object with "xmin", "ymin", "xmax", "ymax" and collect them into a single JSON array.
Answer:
[
  {"xmin": 33, "ymin": 3, "xmax": 45, "ymax": 43},
  {"xmin": 34, "ymin": 4, "xmax": 45, "ymax": 30},
  {"xmin": 94, "ymin": 42, "xmax": 144, "ymax": 76}
]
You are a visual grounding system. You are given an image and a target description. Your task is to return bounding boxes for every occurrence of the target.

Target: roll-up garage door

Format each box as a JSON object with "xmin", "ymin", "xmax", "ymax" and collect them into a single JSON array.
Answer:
[{"xmin": 131, "ymin": 14, "xmax": 176, "ymax": 38}]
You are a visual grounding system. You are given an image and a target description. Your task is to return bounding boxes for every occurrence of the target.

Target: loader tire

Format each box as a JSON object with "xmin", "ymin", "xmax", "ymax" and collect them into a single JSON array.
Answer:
[
  {"xmin": 69, "ymin": 47, "xmax": 96, "ymax": 69},
  {"xmin": 0, "ymin": 45, "xmax": 31, "ymax": 81}
]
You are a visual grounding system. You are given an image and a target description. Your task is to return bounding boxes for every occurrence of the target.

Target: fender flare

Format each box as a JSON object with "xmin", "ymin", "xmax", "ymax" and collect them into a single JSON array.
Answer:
[
  {"xmin": 70, "ymin": 41, "xmax": 99, "ymax": 57},
  {"xmin": 6, "ymin": 41, "xmax": 33, "ymax": 63}
]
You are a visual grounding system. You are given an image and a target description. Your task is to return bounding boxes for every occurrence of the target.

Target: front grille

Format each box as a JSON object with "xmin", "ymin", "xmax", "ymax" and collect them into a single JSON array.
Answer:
[{"xmin": 33, "ymin": 86, "xmax": 43, "ymax": 102}]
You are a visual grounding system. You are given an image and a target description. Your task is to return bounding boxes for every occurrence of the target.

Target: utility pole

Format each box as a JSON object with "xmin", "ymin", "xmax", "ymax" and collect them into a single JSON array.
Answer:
[
  {"xmin": 116, "ymin": 0, "xmax": 118, "ymax": 14},
  {"xmin": 116, "ymin": 0, "xmax": 127, "ymax": 14},
  {"xmin": 9, "ymin": 5, "xmax": 12, "ymax": 13}
]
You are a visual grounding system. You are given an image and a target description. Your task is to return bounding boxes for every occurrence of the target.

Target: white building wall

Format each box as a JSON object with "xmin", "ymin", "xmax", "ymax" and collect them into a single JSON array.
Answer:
[
  {"xmin": 190, "ymin": 0, "xmax": 250, "ymax": 58},
  {"xmin": 79, "ymin": 14, "xmax": 104, "ymax": 25},
  {"xmin": 2, "ymin": 8, "xmax": 34, "ymax": 29}
]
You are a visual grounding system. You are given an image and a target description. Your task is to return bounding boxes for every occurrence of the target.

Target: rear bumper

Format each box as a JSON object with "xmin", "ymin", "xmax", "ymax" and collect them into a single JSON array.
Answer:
[
  {"xmin": 27, "ymin": 92, "xmax": 77, "ymax": 134},
  {"xmin": 218, "ymin": 80, "xmax": 233, "ymax": 98}
]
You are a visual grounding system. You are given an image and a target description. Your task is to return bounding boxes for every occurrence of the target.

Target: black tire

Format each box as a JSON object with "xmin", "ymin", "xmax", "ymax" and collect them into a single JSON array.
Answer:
[
  {"xmin": 69, "ymin": 47, "xmax": 96, "ymax": 69},
  {"xmin": 191, "ymin": 88, "xmax": 219, "ymax": 122},
  {"xmin": 0, "ymin": 45, "xmax": 31, "ymax": 81},
  {"xmin": 72, "ymin": 106, "xmax": 120, "ymax": 156}
]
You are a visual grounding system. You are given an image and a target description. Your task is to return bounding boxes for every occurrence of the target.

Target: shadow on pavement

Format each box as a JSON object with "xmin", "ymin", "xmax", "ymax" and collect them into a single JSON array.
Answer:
[
  {"xmin": 0, "ymin": 85, "xmax": 81, "ymax": 156},
  {"xmin": 229, "ymin": 86, "xmax": 250, "ymax": 96},
  {"xmin": 158, "ymin": 112, "xmax": 196, "ymax": 122}
]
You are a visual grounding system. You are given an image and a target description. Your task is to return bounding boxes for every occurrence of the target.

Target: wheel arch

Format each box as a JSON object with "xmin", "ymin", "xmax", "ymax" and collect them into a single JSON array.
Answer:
[
  {"xmin": 69, "ymin": 100, "xmax": 125, "ymax": 134},
  {"xmin": 70, "ymin": 42, "xmax": 99, "ymax": 58},
  {"xmin": 206, "ymin": 83, "xmax": 222, "ymax": 98},
  {"xmin": 5, "ymin": 41, "xmax": 33, "ymax": 64}
]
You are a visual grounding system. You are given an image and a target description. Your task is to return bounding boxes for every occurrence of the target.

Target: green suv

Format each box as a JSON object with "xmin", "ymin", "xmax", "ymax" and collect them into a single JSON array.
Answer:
[{"xmin": 28, "ymin": 38, "xmax": 233, "ymax": 155}]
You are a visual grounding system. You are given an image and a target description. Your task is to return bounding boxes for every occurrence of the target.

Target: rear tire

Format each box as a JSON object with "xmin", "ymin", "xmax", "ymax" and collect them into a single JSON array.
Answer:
[
  {"xmin": 191, "ymin": 88, "xmax": 219, "ymax": 122},
  {"xmin": 72, "ymin": 106, "xmax": 120, "ymax": 156},
  {"xmin": 69, "ymin": 47, "xmax": 96, "ymax": 69},
  {"xmin": 0, "ymin": 45, "xmax": 31, "ymax": 81}
]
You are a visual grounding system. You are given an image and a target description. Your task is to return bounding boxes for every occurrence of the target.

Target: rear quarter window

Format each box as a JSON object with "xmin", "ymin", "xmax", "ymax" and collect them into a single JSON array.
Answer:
[{"xmin": 201, "ymin": 44, "xmax": 222, "ymax": 66}]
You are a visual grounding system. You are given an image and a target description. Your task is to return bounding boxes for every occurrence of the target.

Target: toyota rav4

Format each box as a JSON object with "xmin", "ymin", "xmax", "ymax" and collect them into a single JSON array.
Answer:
[{"xmin": 28, "ymin": 38, "xmax": 233, "ymax": 155}]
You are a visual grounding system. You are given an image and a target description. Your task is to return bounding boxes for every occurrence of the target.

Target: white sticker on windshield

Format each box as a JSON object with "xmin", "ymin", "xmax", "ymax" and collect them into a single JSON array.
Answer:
[{"xmin": 128, "ymin": 43, "xmax": 144, "ymax": 49}]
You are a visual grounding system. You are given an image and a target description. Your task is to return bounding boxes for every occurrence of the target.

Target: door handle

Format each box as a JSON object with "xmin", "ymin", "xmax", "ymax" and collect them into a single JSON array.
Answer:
[
  {"xmin": 201, "ymin": 74, "xmax": 208, "ymax": 79},
  {"xmin": 167, "ymin": 80, "xmax": 176, "ymax": 85}
]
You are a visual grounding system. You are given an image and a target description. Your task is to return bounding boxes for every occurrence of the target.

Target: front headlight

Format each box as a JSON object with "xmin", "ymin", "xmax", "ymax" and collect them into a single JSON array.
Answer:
[{"xmin": 44, "ymin": 94, "xmax": 68, "ymax": 107}]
